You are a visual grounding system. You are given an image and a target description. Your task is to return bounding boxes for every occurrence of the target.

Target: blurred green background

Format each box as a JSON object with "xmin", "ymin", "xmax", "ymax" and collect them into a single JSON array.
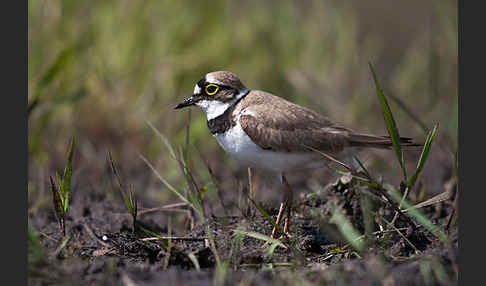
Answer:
[{"xmin": 28, "ymin": 0, "xmax": 457, "ymax": 214}]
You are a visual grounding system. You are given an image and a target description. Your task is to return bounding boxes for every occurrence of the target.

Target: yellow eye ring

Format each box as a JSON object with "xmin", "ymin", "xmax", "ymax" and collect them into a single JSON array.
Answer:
[{"xmin": 205, "ymin": 84, "xmax": 219, "ymax": 95}]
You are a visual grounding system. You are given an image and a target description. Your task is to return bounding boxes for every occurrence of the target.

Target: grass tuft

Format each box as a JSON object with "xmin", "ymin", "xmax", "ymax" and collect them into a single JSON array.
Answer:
[
  {"xmin": 367, "ymin": 63, "xmax": 449, "ymax": 245},
  {"xmin": 145, "ymin": 120, "xmax": 224, "ymax": 267},
  {"xmin": 108, "ymin": 151, "xmax": 138, "ymax": 233},
  {"xmin": 144, "ymin": 120, "xmax": 205, "ymax": 221},
  {"xmin": 385, "ymin": 184, "xmax": 450, "ymax": 244},
  {"xmin": 49, "ymin": 137, "xmax": 75, "ymax": 236}
]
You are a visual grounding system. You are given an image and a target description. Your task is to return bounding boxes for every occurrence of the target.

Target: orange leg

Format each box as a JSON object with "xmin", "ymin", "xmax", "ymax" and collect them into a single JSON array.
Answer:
[
  {"xmin": 270, "ymin": 174, "xmax": 293, "ymax": 239},
  {"xmin": 282, "ymin": 175, "xmax": 293, "ymax": 236},
  {"xmin": 271, "ymin": 202, "xmax": 286, "ymax": 239}
]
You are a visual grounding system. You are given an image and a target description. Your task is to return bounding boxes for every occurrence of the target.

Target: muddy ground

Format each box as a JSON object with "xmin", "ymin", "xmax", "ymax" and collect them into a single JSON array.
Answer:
[{"xmin": 28, "ymin": 142, "xmax": 458, "ymax": 286}]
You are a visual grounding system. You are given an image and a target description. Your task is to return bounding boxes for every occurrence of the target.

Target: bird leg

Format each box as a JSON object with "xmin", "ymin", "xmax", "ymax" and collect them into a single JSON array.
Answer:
[
  {"xmin": 282, "ymin": 175, "xmax": 293, "ymax": 235},
  {"xmin": 246, "ymin": 167, "xmax": 256, "ymax": 217},
  {"xmin": 270, "ymin": 174, "xmax": 293, "ymax": 239},
  {"xmin": 271, "ymin": 202, "xmax": 286, "ymax": 239}
]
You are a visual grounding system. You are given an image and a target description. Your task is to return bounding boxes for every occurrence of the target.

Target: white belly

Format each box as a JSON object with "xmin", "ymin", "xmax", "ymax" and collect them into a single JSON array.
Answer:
[{"xmin": 214, "ymin": 119, "xmax": 327, "ymax": 173}]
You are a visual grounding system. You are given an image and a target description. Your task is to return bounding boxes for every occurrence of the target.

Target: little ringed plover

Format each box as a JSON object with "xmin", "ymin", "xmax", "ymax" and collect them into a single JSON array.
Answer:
[{"xmin": 175, "ymin": 71, "xmax": 418, "ymax": 238}]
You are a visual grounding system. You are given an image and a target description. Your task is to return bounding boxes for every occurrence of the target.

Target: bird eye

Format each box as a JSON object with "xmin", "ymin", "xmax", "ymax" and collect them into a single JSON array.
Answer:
[{"xmin": 205, "ymin": 84, "xmax": 219, "ymax": 95}]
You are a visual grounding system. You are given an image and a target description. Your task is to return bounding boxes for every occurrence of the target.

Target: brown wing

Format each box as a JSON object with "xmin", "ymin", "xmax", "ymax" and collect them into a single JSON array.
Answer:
[
  {"xmin": 237, "ymin": 90, "xmax": 418, "ymax": 153},
  {"xmin": 237, "ymin": 91, "xmax": 352, "ymax": 153}
]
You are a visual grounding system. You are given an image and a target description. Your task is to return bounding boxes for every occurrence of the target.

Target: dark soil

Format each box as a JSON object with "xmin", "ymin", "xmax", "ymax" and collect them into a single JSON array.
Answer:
[{"xmin": 28, "ymin": 162, "xmax": 458, "ymax": 286}]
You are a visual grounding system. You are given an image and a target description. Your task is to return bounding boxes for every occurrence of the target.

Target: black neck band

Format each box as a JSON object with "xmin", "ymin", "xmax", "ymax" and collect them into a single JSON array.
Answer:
[{"xmin": 207, "ymin": 90, "xmax": 249, "ymax": 134}]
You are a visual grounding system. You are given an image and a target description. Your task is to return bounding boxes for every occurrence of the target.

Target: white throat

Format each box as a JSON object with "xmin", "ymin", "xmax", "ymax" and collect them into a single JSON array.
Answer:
[
  {"xmin": 195, "ymin": 88, "xmax": 249, "ymax": 121},
  {"xmin": 196, "ymin": 100, "xmax": 231, "ymax": 120}
]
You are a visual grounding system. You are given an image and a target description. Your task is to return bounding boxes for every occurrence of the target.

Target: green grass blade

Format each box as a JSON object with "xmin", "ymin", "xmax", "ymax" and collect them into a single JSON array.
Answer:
[
  {"xmin": 178, "ymin": 147, "xmax": 206, "ymax": 221},
  {"xmin": 28, "ymin": 46, "xmax": 74, "ymax": 115},
  {"xmin": 139, "ymin": 154, "xmax": 191, "ymax": 205},
  {"xmin": 329, "ymin": 205, "xmax": 365, "ymax": 252},
  {"xmin": 242, "ymin": 199, "xmax": 306, "ymax": 263},
  {"xmin": 183, "ymin": 109, "xmax": 192, "ymax": 167},
  {"xmin": 108, "ymin": 152, "xmax": 135, "ymax": 216},
  {"xmin": 265, "ymin": 241, "xmax": 280, "ymax": 260},
  {"xmin": 122, "ymin": 190, "xmax": 133, "ymax": 214},
  {"xmin": 138, "ymin": 225, "xmax": 170, "ymax": 250},
  {"xmin": 146, "ymin": 120, "xmax": 177, "ymax": 160},
  {"xmin": 129, "ymin": 190, "xmax": 137, "ymax": 215},
  {"xmin": 178, "ymin": 147, "xmax": 200, "ymax": 197},
  {"xmin": 49, "ymin": 176, "xmax": 66, "ymax": 235},
  {"xmin": 37, "ymin": 47, "xmax": 74, "ymax": 94},
  {"xmin": 233, "ymin": 229, "xmax": 287, "ymax": 249},
  {"xmin": 213, "ymin": 260, "xmax": 229, "ymax": 286},
  {"xmin": 61, "ymin": 137, "xmax": 75, "ymax": 212},
  {"xmin": 53, "ymin": 235, "xmax": 71, "ymax": 256},
  {"xmin": 187, "ymin": 190, "xmax": 205, "ymax": 221},
  {"xmin": 407, "ymin": 123, "xmax": 439, "ymax": 189},
  {"xmin": 49, "ymin": 176, "xmax": 64, "ymax": 220},
  {"xmin": 55, "ymin": 172, "xmax": 63, "ymax": 204},
  {"xmin": 248, "ymin": 197, "xmax": 283, "ymax": 235},
  {"xmin": 140, "ymin": 226, "xmax": 204, "ymax": 270},
  {"xmin": 228, "ymin": 225, "xmax": 245, "ymax": 263},
  {"xmin": 187, "ymin": 252, "xmax": 201, "ymax": 271},
  {"xmin": 28, "ymin": 223, "xmax": 46, "ymax": 266},
  {"xmin": 369, "ymin": 62, "xmax": 407, "ymax": 181},
  {"xmin": 205, "ymin": 224, "xmax": 222, "ymax": 266},
  {"xmin": 129, "ymin": 189, "xmax": 138, "ymax": 228},
  {"xmin": 353, "ymin": 156, "xmax": 372, "ymax": 179},
  {"xmin": 146, "ymin": 121, "xmax": 206, "ymax": 222},
  {"xmin": 122, "ymin": 188, "xmax": 134, "ymax": 215}
]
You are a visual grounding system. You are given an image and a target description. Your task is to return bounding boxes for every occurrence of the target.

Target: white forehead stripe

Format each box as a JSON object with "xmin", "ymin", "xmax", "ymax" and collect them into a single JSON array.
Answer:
[
  {"xmin": 205, "ymin": 74, "xmax": 224, "ymax": 85},
  {"xmin": 193, "ymin": 85, "xmax": 201, "ymax": 94}
]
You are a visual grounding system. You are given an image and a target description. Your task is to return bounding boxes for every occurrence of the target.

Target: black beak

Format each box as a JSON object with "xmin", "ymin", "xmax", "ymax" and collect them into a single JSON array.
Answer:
[{"xmin": 174, "ymin": 96, "xmax": 195, "ymax": 109}]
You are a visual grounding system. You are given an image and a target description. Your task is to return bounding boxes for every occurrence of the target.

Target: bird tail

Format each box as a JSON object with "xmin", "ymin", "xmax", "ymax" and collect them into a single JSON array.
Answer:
[{"xmin": 348, "ymin": 133, "xmax": 421, "ymax": 149}]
